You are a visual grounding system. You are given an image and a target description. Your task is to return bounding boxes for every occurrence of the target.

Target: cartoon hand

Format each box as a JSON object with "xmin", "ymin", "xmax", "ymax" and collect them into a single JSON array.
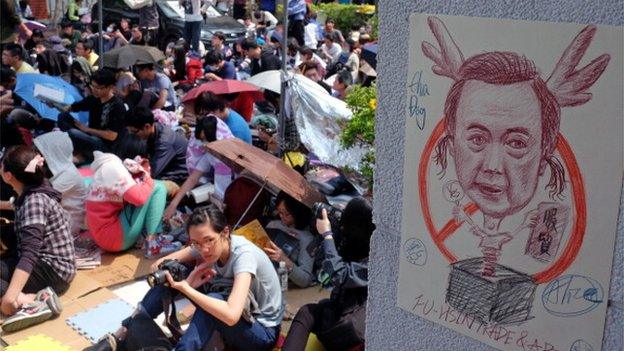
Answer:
[
  {"xmin": 523, "ymin": 209, "xmax": 540, "ymax": 228},
  {"xmin": 452, "ymin": 206, "xmax": 467, "ymax": 223}
]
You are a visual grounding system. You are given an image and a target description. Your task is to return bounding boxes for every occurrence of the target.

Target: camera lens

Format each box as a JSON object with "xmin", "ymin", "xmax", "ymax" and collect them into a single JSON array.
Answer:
[{"xmin": 147, "ymin": 270, "xmax": 167, "ymax": 287}]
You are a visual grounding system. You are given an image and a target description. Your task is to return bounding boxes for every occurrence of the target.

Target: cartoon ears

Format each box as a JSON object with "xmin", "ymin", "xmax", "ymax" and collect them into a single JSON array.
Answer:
[
  {"xmin": 546, "ymin": 25, "xmax": 610, "ymax": 107},
  {"xmin": 421, "ymin": 16, "xmax": 464, "ymax": 81},
  {"xmin": 421, "ymin": 16, "xmax": 610, "ymax": 108}
]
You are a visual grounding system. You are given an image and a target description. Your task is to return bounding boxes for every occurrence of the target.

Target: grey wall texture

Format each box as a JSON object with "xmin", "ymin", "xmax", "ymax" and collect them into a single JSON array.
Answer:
[{"xmin": 368, "ymin": 1, "xmax": 623, "ymax": 350}]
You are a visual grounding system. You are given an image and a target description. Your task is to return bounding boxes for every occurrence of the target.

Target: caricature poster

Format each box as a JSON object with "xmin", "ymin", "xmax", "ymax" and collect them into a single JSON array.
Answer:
[{"xmin": 397, "ymin": 13, "xmax": 623, "ymax": 351}]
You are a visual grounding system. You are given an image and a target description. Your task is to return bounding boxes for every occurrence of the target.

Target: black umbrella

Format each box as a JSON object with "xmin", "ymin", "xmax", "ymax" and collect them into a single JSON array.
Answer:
[{"xmin": 102, "ymin": 45, "xmax": 166, "ymax": 68}]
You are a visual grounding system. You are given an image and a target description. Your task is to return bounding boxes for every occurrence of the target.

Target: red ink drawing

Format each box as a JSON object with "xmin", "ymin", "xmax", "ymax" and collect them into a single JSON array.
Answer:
[{"xmin": 418, "ymin": 16, "xmax": 609, "ymax": 325}]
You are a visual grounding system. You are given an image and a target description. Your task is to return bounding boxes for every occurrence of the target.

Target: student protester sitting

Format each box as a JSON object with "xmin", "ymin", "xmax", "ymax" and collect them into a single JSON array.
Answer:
[
  {"xmin": 281, "ymin": 197, "xmax": 373, "ymax": 351},
  {"xmin": 115, "ymin": 71, "xmax": 159, "ymax": 110},
  {"xmin": 332, "ymin": 69, "xmax": 353, "ymax": 101},
  {"xmin": 58, "ymin": 69, "xmax": 126, "ymax": 161},
  {"xmin": 75, "ymin": 39, "xmax": 99, "ymax": 70},
  {"xmin": 203, "ymin": 50, "xmax": 237, "ymax": 81},
  {"xmin": 33, "ymin": 131, "xmax": 87, "ymax": 237},
  {"xmin": 193, "ymin": 92, "xmax": 251, "ymax": 144},
  {"xmin": 264, "ymin": 192, "xmax": 319, "ymax": 288},
  {"xmin": 2, "ymin": 44, "xmax": 35, "ymax": 73},
  {"xmin": 125, "ymin": 106, "xmax": 189, "ymax": 186},
  {"xmin": 128, "ymin": 25, "xmax": 147, "ymax": 45},
  {"xmin": 167, "ymin": 44, "xmax": 203, "ymax": 91},
  {"xmin": 136, "ymin": 63, "xmax": 179, "ymax": 111},
  {"xmin": 162, "ymin": 114, "xmax": 234, "ymax": 221},
  {"xmin": 299, "ymin": 60, "xmax": 331, "ymax": 93},
  {"xmin": 241, "ymin": 38, "xmax": 281, "ymax": 76},
  {"xmin": 85, "ymin": 136, "xmax": 179, "ymax": 257},
  {"xmin": 0, "ymin": 146, "xmax": 75, "ymax": 333},
  {"xmin": 60, "ymin": 21, "xmax": 82, "ymax": 52},
  {"xmin": 86, "ymin": 205, "xmax": 284, "ymax": 351},
  {"xmin": 210, "ymin": 31, "xmax": 233, "ymax": 61},
  {"xmin": 319, "ymin": 33, "xmax": 342, "ymax": 64}
]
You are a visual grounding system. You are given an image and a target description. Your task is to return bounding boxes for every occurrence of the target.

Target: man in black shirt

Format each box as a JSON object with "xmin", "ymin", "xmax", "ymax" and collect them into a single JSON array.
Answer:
[
  {"xmin": 241, "ymin": 38, "xmax": 281, "ymax": 76},
  {"xmin": 59, "ymin": 70, "xmax": 126, "ymax": 161}
]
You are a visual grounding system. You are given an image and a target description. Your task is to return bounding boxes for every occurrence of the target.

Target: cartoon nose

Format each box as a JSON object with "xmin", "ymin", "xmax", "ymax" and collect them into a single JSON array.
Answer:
[{"xmin": 483, "ymin": 145, "xmax": 503, "ymax": 174}]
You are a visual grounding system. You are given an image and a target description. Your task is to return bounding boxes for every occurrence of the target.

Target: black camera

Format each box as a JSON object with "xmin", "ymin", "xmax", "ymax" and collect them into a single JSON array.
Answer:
[
  {"xmin": 312, "ymin": 202, "xmax": 342, "ymax": 234},
  {"xmin": 147, "ymin": 259, "xmax": 190, "ymax": 287}
]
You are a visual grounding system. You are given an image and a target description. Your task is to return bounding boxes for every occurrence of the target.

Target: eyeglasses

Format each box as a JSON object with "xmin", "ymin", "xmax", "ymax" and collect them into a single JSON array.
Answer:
[{"xmin": 189, "ymin": 236, "xmax": 218, "ymax": 250}]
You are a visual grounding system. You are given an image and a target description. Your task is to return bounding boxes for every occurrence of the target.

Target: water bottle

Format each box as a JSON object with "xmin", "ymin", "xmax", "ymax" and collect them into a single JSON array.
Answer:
[{"xmin": 278, "ymin": 261, "xmax": 288, "ymax": 292}]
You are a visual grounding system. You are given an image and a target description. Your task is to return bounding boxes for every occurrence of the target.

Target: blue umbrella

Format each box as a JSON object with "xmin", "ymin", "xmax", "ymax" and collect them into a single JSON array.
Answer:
[{"xmin": 14, "ymin": 73, "xmax": 89, "ymax": 125}]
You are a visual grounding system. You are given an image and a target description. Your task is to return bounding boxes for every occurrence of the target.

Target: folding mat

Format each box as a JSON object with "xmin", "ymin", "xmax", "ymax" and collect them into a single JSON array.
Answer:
[
  {"xmin": 5, "ymin": 334, "xmax": 72, "ymax": 351},
  {"xmin": 66, "ymin": 298, "xmax": 134, "ymax": 344}
]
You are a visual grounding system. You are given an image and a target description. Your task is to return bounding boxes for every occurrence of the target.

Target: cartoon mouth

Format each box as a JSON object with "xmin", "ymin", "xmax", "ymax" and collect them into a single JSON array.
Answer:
[{"xmin": 474, "ymin": 183, "xmax": 504, "ymax": 196}]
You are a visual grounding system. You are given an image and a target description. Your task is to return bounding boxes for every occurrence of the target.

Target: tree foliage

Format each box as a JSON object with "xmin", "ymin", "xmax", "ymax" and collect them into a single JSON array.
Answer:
[{"xmin": 341, "ymin": 84, "xmax": 376, "ymax": 186}]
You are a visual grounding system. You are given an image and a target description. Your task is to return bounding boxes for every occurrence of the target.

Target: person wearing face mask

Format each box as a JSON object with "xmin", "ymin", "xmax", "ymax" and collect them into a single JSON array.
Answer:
[{"xmin": 203, "ymin": 50, "xmax": 237, "ymax": 81}]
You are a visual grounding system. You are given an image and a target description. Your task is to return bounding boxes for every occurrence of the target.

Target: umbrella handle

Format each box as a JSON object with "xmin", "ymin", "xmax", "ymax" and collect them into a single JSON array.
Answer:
[{"xmin": 232, "ymin": 179, "xmax": 268, "ymax": 230}]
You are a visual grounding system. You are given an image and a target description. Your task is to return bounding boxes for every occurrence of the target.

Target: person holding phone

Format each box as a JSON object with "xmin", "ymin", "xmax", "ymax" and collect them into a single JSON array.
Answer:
[{"xmin": 58, "ymin": 69, "xmax": 126, "ymax": 162}]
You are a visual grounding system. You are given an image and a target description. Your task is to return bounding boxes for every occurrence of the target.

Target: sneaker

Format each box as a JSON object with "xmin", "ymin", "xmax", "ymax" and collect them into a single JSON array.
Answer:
[
  {"xmin": 1, "ymin": 301, "xmax": 53, "ymax": 333},
  {"xmin": 35, "ymin": 286, "xmax": 62, "ymax": 316},
  {"xmin": 82, "ymin": 333, "xmax": 117, "ymax": 351}
]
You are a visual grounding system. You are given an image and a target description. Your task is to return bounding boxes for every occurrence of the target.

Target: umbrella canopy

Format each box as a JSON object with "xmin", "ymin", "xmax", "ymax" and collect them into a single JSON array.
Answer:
[
  {"xmin": 14, "ymin": 73, "xmax": 88, "ymax": 124},
  {"xmin": 205, "ymin": 138, "xmax": 325, "ymax": 208},
  {"xmin": 102, "ymin": 45, "xmax": 165, "ymax": 68},
  {"xmin": 246, "ymin": 70, "xmax": 281, "ymax": 94},
  {"xmin": 361, "ymin": 43, "xmax": 378, "ymax": 70},
  {"xmin": 182, "ymin": 80, "xmax": 263, "ymax": 103}
]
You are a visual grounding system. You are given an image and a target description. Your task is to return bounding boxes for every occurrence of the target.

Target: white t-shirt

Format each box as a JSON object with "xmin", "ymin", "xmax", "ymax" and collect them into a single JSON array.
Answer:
[
  {"xmin": 304, "ymin": 23, "xmax": 318, "ymax": 48},
  {"xmin": 209, "ymin": 235, "xmax": 285, "ymax": 327}
]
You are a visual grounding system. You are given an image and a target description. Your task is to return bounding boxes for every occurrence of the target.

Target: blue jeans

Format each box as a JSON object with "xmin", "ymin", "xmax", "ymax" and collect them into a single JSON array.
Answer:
[
  {"xmin": 184, "ymin": 20, "xmax": 202, "ymax": 54},
  {"xmin": 140, "ymin": 285, "xmax": 280, "ymax": 351}
]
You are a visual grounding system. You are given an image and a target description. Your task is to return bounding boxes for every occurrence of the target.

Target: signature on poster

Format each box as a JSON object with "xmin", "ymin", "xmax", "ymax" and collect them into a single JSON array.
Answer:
[
  {"xmin": 541, "ymin": 274, "xmax": 603, "ymax": 317},
  {"xmin": 404, "ymin": 238, "xmax": 427, "ymax": 266},
  {"xmin": 408, "ymin": 70, "xmax": 430, "ymax": 130},
  {"xmin": 569, "ymin": 339, "xmax": 593, "ymax": 351}
]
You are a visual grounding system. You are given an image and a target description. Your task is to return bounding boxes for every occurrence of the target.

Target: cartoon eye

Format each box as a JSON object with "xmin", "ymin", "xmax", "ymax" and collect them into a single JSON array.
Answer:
[
  {"xmin": 468, "ymin": 135, "xmax": 487, "ymax": 147},
  {"xmin": 507, "ymin": 139, "xmax": 527, "ymax": 149}
]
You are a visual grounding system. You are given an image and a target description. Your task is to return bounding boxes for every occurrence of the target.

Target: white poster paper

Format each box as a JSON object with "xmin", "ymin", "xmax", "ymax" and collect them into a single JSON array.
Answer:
[{"xmin": 397, "ymin": 13, "xmax": 623, "ymax": 351}]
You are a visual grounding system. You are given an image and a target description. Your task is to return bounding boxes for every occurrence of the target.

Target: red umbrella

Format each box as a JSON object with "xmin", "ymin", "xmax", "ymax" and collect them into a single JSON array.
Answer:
[{"xmin": 182, "ymin": 80, "xmax": 263, "ymax": 103}]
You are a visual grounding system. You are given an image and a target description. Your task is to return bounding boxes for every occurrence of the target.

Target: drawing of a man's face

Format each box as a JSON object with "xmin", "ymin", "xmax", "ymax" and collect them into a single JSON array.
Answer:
[{"xmin": 452, "ymin": 80, "xmax": 545, "ymax": 219}]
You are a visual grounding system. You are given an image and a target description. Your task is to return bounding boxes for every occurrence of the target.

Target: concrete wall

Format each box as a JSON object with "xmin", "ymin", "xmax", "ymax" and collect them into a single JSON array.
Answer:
[{"xmin": 368, "ymin": 1, "xmax": 623, "ymax": 350}]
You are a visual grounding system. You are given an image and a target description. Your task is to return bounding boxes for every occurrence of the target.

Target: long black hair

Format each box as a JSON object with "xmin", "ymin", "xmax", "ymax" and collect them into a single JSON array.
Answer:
[
  {"xmin": 172, "ymin": 45, "xmax": 188, "ymax": 82},
  {"xmin": 195, "ymin": 115, "xmax": 219, "ymax": 142},
  {"xmin": 276, "ymin": 191, "xmax": 311, "ymax": 230},
  {"xmin": 338, "ymin": 197, "xmax": 374, "ymax": 262}
]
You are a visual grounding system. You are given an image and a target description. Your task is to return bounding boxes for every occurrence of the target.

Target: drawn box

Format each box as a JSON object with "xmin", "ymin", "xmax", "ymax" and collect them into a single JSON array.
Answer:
[
  {"xmin": 525, "ymin": 202, "xmax": 569, "ymax": 263},
  {"xmin": 446, "ymin": 257, "xmax": 537, "ymax": 325}
]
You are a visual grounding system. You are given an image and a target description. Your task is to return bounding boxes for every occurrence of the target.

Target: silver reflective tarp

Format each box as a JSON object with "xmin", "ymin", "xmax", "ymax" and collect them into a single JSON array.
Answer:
[{"xmin": 284, "ymin": 71, "xmax": 367, "ymax": 170}]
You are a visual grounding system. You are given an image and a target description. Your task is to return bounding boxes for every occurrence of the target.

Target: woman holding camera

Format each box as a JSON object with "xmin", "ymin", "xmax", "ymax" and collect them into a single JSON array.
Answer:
[
  {"xmin": 263, "ymin": 191, "xmax": 319, "ymax": 288},
  {"xmin": 281, "ymin": 197, "xmax": 374, "ymax": 351},
  {"xmin": 86, "ymin": 205, "xmax": 284, "ymax": 351}
]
